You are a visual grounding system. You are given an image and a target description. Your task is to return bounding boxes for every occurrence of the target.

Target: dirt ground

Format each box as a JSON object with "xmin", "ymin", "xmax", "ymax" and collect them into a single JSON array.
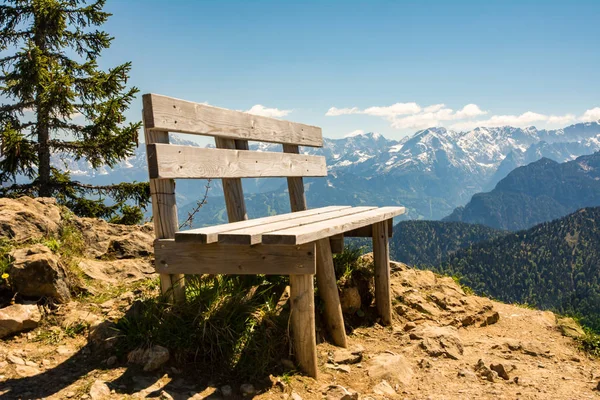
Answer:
[{"xmin": 1, "ymin": 264, "xmax": 600, "ymax": 400}]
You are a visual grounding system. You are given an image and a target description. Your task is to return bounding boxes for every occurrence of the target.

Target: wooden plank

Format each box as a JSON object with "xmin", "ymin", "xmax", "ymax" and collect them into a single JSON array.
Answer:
[
  {"xmin": 175, "ymin": 206, "xmax": 350, "ymax": 244},
  {"xmin": 215, "ymin": 137, "xmax": 248, "ymax": 222},
  {"xmin": 262, "ymin": 207, "xmax": 406, "ymax": 245},
  {"xmin": 143, "ymin": 127, "xmax": 185, "ymax": 303},
  {"xmin": 154, "ymin": 240, "xmax": 316, "ymax": 275},
  {"xmin": 289, "ymin": 273, "xmax": 318, "ymax": 377},
  {"xmin": 147, "ymin": 143, "xmax": 327, "ymax": 179},
  {"xmin": 372, "ymin": 221, "xmax": 392, "ymax": 325},
  {"xmin": 344, "ymin": 219, "xmax": 394, "ymax": 237},
  {"xmin": 329, "ymin": 234, "xmax": 344, "ymax": 254},
  {"xmin": 284, "ymin": 144, "xmax": 318, "ymax": 378},
  {"xmin": 219, "ymin": 206, "xmax": 376, "ymax": 245},
  {"xmin": 315, "ymin": 238, "xmax": 347, "ymax": 347},
  {"xmin": 143, "ymin": 94, "xmax": 323, "ymax": 147}
]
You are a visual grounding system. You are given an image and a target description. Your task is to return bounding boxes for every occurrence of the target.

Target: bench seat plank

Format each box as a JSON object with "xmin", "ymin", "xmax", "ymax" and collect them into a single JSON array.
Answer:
[
  {"xmin": 219, "ymin": 206, "xmax": 376, "ymax": 245},
  {"xmin": 155, "ymin": 239, "xmax": 316, "ymax": 275},
  {"xmin": 262, "ymin": 206, "xmax": 406, "ymax": 245},
  {"xmin": 148, "ymin": 144, "xmax": 327, "ymax": 179},
  {"xmin": 175, "ymin": 205, "xmax": 350, "ymax": 244}
]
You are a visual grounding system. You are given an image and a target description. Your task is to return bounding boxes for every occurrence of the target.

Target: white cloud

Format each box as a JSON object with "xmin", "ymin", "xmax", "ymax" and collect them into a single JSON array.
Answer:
[
  {"xmin": 325, "ymin": 106, "xmax": 360, "ymax": 116},
  {"xmin": 456, "ymin": 104, "xmax": 487, "ymax": 119},
  {"xmin": 362, "ymin": 103, "xmax": 421, "ymax": 117},
  {"xmin": 326, "ymin": 101, "xmax": 599, "ymax": 132},
  {"xmin": 548, "ymin": 114, "xmax": 576, "ymax": 125},
  {"xmin": 326, "ymin": 103, "xmax": 420, "ymax": 118},
  {"xmin": 581, "ymin": 107, "xmax": 600, "ymax": 122},
  {"xmin": 245, "ymin": 104, "xmax": 291, "ymax": 118},
  {"xmin": 344, "ymin": 129, "xmax": 365, "ymax": 137}
]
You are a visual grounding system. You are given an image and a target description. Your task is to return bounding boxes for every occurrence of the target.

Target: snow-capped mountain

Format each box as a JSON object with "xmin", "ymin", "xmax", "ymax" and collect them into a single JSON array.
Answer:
[{"xmin": 58, "ymin": 120, "xmax": 600, "ymax": 223}]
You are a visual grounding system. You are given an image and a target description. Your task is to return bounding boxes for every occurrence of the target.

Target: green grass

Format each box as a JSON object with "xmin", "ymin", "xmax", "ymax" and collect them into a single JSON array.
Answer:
[
  {"xmin": 578, "ymin": 328, "xmax": 600, "ymax": 358},
  {"xmin": 114, "ymin": 275, "xmax": 290, "ymax": 381},
  {"xmin": 450, "ymin": 275, "xmax": 474, "ymax": 295},
  {"xmin": 333, "ymin": 245, "xmax": 368, "ymax": 283}
]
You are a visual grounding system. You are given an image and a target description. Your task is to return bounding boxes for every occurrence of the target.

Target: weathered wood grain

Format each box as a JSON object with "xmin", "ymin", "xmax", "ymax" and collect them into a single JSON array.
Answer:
[
  {"xmin": 218, "ymin": 207, "xmax": 375, "ymax": 245},
  {"xmin": 343, "ymin": 219, "xmax": 394, "ymax": 237},
  {"xmin": 154, "ymin": 240, "xmax": 315, "ymax": 275},
  {"xmin": 175, "ymin": 206, "xmax": 350, "ymax": 244},
  {"xmin": 329, "ymin": 234, "xmax": 344, "ymax": 254},
  {"xmin": 143, "ymin": 126, "xmax": 185, "ymax": 303},
  {"xmin": 373, "ymin": 221, "xmax": 392, "ymax": 325},
  {"xmin": 147, "ymin": 143, "xmax": 327, "ymax": 179},
  {"xmin": 284, "ymin": 144, "xmax": 318, "ymax": 378},
  {"xmin": 262, "ymin": 207, "xmax": 406, "ymax": 245},
  {"xmin": 143, "ymin": 94, "xmax": 323, "ymax": 147},
  {"xmin": 215, "ymin": 137, "xmax": 248, "ymax": 223},
  {"xmin": 315, "ymin": 238, "xmax": 347, "ymax": 347}
]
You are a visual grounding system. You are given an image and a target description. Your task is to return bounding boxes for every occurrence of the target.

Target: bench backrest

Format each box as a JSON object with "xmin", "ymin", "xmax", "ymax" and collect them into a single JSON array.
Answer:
[{"xmin": 142, "ymin": 93, "xmax": 326, "ymax": 235}]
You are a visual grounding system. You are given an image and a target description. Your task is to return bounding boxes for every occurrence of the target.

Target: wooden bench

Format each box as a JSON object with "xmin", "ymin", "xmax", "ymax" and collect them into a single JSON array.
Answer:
[{"xmin": 143, "ymin": 94, "xmax": 405, "ymax": 378}]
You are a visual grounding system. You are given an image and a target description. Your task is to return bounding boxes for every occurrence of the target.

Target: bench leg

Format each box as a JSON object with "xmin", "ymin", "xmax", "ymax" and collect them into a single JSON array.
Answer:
[
  {"xmin": 159, "ymin": 273, "xmax": 185, "ymax": 303},
  {"xmin": 315, "ymin": 238, "xmax": 348, "ymax": 348},
  {"xmin": 290, "ymin": 274, "xmax": 318, "ymax": 378},
  {"xmin": 372, "ymin": 221, "xmax": 392, "ymax": 325}
]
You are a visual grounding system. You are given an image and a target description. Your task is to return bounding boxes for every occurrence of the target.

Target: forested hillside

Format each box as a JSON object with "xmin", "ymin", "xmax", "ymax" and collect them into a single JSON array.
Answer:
[
  {"xmin": 390, "ymin": 221, "xmax": 505, "ymax": 265},
  {"xmin": 435, "ymin": 207, "xmax": 600, "ymax": 330},
  {"xmin": 445, "ymin": 152, "xmax": 600, "ymax": 230}
]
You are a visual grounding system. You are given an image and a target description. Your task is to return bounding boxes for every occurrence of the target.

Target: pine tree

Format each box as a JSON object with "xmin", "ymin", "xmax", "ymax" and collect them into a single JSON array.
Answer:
[{"xmin": 0, "ymin": 0, "xmax": 149, "ymax": 223}]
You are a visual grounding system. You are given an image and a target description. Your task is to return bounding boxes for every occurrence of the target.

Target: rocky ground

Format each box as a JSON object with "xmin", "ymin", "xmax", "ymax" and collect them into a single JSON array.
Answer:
[{"xmin": 0, "ymin": 197, "xmax": 599, "ymax": 399}]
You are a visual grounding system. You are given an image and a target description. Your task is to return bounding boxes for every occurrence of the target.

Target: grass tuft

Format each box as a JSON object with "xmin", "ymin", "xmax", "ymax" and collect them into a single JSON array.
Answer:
[{"xmin": 114, "ymin": 275, "xmax": 290, "ymax": 381}]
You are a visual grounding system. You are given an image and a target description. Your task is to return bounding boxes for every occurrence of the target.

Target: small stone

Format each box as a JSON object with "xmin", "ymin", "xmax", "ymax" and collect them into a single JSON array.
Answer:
[
  {"xmin": 331, "ymin": 348, "xmax": 362, "ymax": 365},
  {"xmin": 15, "ymin": 365, "xmax": 40, "ymax": 377},
  {"xmin": 7, "ymin": 354, "xmax": 25, "ymax": 365},
  {"xmin": 0, "ymin": 304, "xmax": 42, "ymax": 338},
  {"xmin": 403, "ymin": 322, "xmax": 417, "ymax": 332},
  {"xmin": 240, "ymin": 383, "xmax": 255, "ymax": 396},
  {"xmin": 89, "ymin": 380, "xmax": 110, "ymax": 399},
  {"xmin": 106, "ymin": 355, "xmax": 117, "ymax": 367},
  {"xmin": 326, "ymin": 363, "xmax": 351, "ymax": 373},
  {"xmin": 221, "ymin": 385, "xmax": 233, "ymax": 397},
  {"xmin": 65, "ymin": 391, "xmax": 76, "ymax": 398},
  {"xmin": 457, "ymin": 369, "xmax": 478, "ymax": 381},
  {"xmin": 373, "ymin": 380, "xmax": 396, "ymax": 396},
  {"xmin": 56, "ymin": 346, "xmax": 75, "ymax": 355},
  {"xmin": 291, "ymin": 392, "xmax": 303, "ymax": 400},
  {"xmin": 490, "ymin": 363, "xmax": 510, "ymax": 380},
  {"xmin": 127, "ymin": 345, "xmax": 170, "ymax": 371},
  {"xmin": 160, "ymin": 390, "xmax": 174, "ymax": 400}
]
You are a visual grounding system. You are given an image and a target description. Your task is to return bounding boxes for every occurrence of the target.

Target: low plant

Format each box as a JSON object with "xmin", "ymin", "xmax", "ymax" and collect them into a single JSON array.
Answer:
[
  {"xmin": 114, "ymin": 275, "xmax": 290, "ymax": 380},
  {"xmin": 577, "ymin": 328, "xmax": 600, "ymax": 358}
]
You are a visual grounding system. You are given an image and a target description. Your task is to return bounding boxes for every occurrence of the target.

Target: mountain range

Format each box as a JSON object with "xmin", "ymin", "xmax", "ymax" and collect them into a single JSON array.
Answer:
[
  {"xmin": 55, "ymin": 121, "xmax": 600, "ymax": 226},
  {"xmin": 445, "ymin": 152, "xmax": 600, "ymax": 230}
]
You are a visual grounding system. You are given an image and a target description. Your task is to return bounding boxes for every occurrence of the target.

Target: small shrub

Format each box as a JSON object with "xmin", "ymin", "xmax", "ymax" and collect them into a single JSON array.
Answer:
[
  {"xmin": 333, "ymin": 246, "xmax": 367, "ymax": 283},
  {"xmin": 114, "ymin": 275, "xmax": 290, "ymax": 380},
  {"xmin": 451, "ymin": 275, "xmax": 474, "ymax": 295},
  {"xmin": 578, "ymin": 328, "xmax": 600, "ymax": 358}
]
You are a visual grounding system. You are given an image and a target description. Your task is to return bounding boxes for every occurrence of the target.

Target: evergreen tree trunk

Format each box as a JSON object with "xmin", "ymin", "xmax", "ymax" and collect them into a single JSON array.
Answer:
[{"xmin": 34, "ymin": 17, "xmax": 50, "ymax": 197}]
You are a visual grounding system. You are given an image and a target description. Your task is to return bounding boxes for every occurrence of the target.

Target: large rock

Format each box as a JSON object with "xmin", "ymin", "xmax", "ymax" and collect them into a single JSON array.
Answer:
[
  {"xmin": 78, "ymin": 259, "xmax": 154, "ymax": 285},
  {"xmin": 557, "ymin": 317, "xmax": 585, "ymax": 339},
  {"xmin": 409, "ymin": 325, "xmax": 464, "ymax": 360},
  {"xmin": 0, "ymin": 304, "xmax": 42, "ymax": 338},
  {"xmin": 367, "ymin": 353, "xmax": 414, "ymax": 386},
  {"xmin": 74, "ymin": 218, "xmax": 154, "ymax": 259},
  {"xmin": 0, "ymin": 197, "xmax": 61, "ymax": 241},
  {"xmin": 9, "ymin": 244, "xmax": 71, "ymax": 302}
]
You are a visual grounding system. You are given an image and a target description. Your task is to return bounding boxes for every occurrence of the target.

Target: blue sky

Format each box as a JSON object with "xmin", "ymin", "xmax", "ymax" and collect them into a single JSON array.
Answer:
[{"xmin": 101, "ymin": 0, "xmax": 600, "ymax": 140}]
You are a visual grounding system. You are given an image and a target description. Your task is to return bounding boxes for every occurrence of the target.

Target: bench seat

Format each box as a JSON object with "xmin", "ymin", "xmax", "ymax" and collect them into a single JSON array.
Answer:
[{"xmin": 175, "ymin": 205, "xmax": 405, "ymax": 245}]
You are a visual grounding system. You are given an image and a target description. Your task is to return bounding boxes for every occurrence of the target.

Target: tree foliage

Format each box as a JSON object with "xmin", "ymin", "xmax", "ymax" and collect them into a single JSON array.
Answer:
[
  {"xmin": 431, "ymin": 207, "xmax": 600, "ymax": 331},
  {"xmin": 0, "ymin": 0, "xmax": 148, "ymax": 223}
]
